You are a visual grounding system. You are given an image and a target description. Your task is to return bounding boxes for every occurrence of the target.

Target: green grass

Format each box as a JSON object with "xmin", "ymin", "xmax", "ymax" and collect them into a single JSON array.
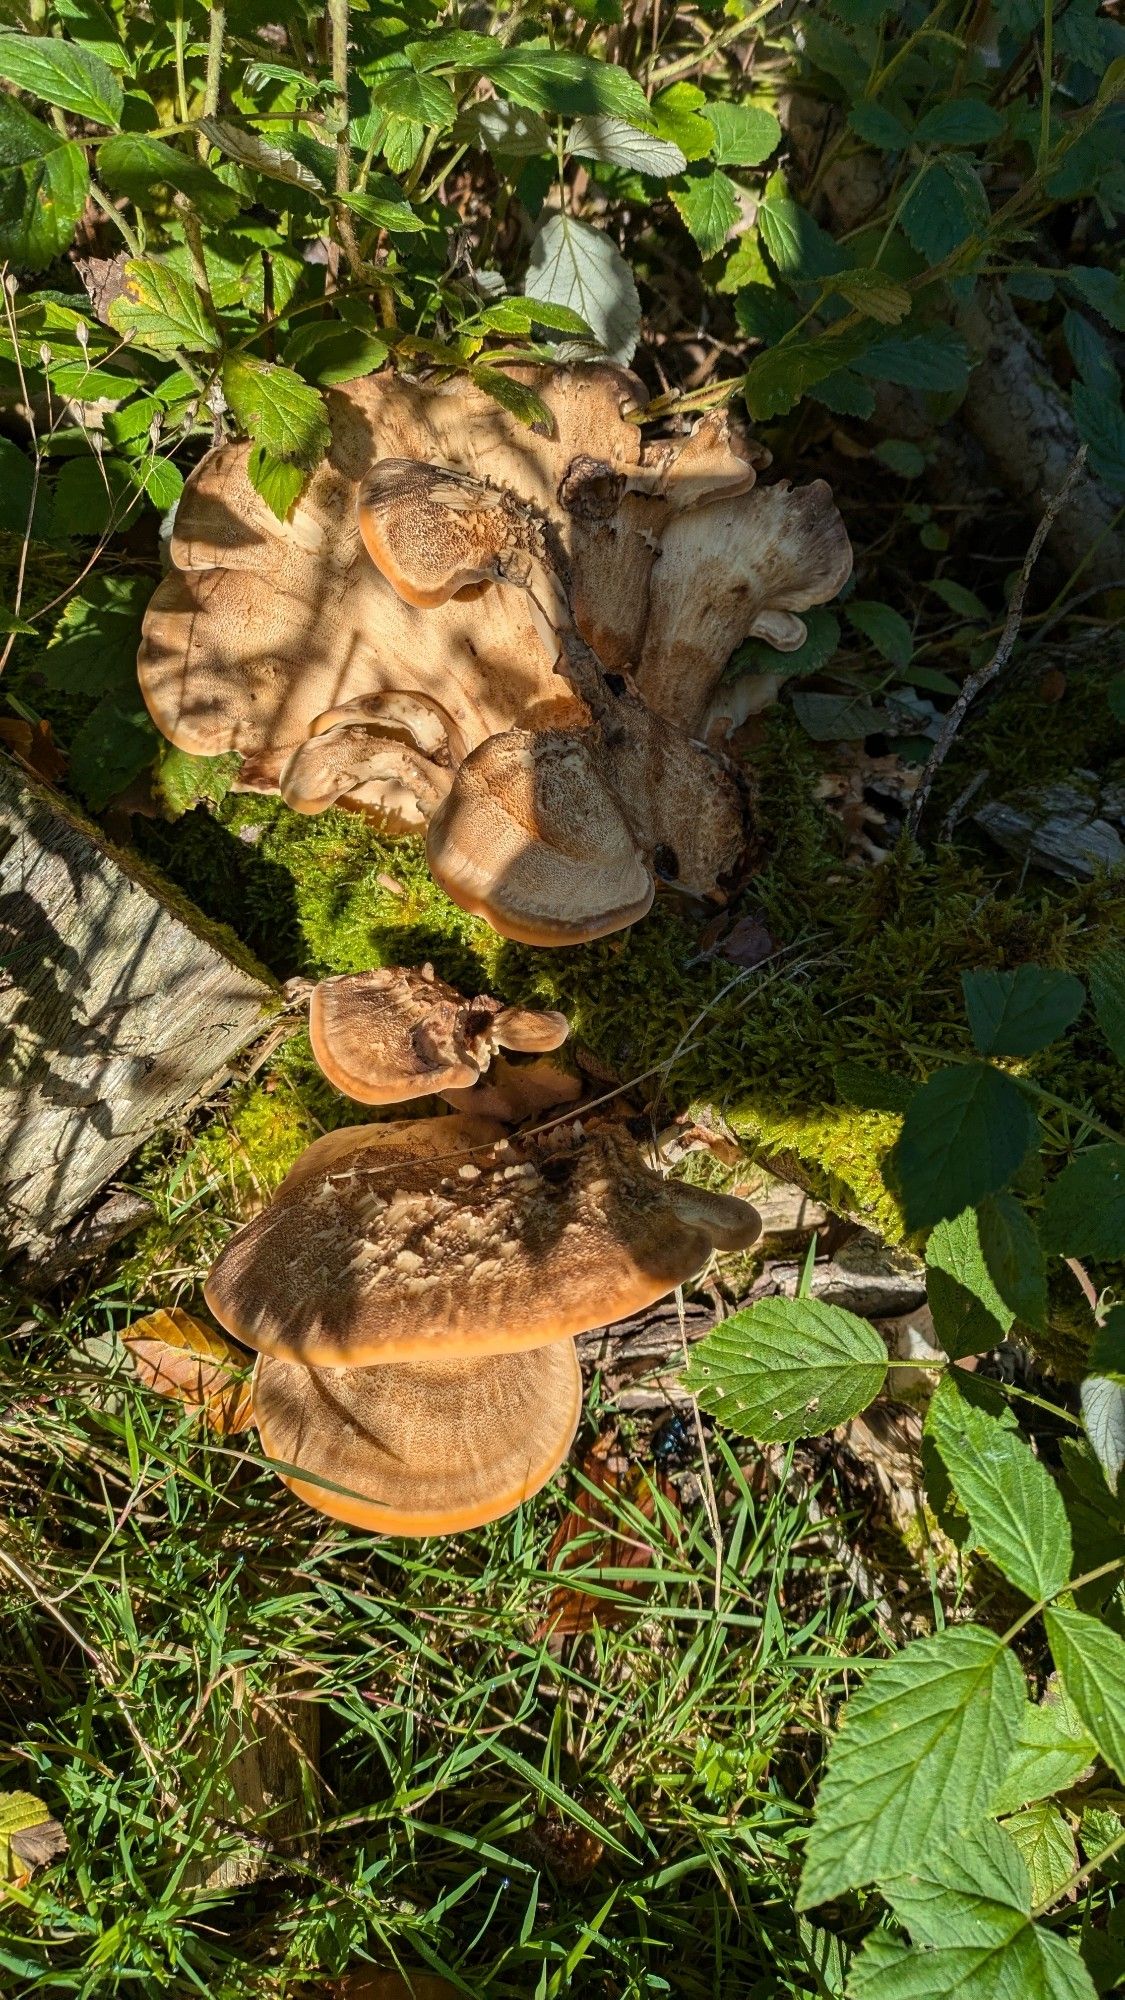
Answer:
[{"xmin": 0, "ymin": 1275, "xmax": 882, "ymax": 1999}]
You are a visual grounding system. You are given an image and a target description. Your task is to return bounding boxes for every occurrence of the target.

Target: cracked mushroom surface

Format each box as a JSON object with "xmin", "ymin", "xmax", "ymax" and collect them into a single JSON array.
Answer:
[
  {"xmin": 205, "ymin": 1122, "xmax": 762, "ymax": 1369},
  {"xmin": 252, "ymin": 1337, "xmax": 582, "ymax": 1537},
  {"xmin": 140, "ymin": 365, "xmax": 850, "ymax": 941},
  {"xmin": 308, "ymin": 963, "xmax": 569, "ymax": 1105}
]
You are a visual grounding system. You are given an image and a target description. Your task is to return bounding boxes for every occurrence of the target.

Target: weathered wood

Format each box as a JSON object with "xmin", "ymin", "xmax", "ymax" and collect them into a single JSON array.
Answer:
[{"xmin": 0, "ymin": 759, "xmax": 275, "ymax": 1260}]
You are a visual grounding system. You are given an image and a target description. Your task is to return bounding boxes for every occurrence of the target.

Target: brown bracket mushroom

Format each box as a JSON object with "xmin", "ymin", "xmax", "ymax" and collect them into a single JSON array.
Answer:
[
  {"xmin": 205, "ymin": 1120, "xmax": 762, "ymax": 1370},
  {"xmin": 139, "ymin": 366, "xmax": 851, "ymax": 946},
  {"xmin": 308, "ymin": 963, "xmax": 569, "ymax": 1105},
  {"xmin": 252, "ymin": 1338, "xmax": 583, "ymax": 1537}
]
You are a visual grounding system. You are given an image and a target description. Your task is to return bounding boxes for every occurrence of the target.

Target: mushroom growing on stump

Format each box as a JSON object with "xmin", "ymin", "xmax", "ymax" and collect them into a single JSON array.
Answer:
[
  {"xmin": 206, "ymin": 1121, "xmax": 762, "ymax": 1370},
  {"xmin": 308, "ymin": 962, "xmax": 570, "ymax": 1105},
  {"xmin": 139, "ymin": 365, "xmax": 851, "ymax": 944}
]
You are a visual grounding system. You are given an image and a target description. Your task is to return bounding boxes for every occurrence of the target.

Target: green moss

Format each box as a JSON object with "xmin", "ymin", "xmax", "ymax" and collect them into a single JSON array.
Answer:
[{"xmin": 133, "ymin": 706, "xmax": 1125, "ymax": 1272}]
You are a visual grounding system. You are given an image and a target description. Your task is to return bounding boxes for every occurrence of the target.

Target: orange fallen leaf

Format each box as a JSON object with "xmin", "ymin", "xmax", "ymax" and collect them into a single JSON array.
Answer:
[
  {"xmin": 124, "ymin": 1307, "xmax": 254, "ymax": 1434},
  {"xmin": 536, "ymin": 1429, "xmax": 680, "ymax": 1642}
]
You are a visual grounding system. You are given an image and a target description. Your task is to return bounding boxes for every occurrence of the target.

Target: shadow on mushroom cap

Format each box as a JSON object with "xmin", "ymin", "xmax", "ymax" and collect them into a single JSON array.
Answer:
[{"xmin": 205, "ymin": 1124, "xmax": 761, "ymax": 1369}]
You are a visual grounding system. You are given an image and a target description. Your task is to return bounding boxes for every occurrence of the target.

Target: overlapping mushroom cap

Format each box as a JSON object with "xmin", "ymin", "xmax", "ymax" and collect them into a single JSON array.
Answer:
[
  {"xmin": 309, "ymin": 963, "xmax": 569, "ymax": 1105},
  {"xmin": 206, "ymin": 1120, "xmax": 762, "ymax": 1369},
  {"xmin": 253, "ymin": 1340, "xmax": 582, "ymax": 1536},
  {"xmin": 139, "ymin": 365, "xmax": 851, "ymax": 942}
]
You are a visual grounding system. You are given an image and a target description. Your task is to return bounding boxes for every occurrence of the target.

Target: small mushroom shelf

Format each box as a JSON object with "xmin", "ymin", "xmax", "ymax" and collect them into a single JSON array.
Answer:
[
  {"xmin": 140, "ymin": 364, "xmax": 852, "ymax": 946},
  {"xmin": 203, "ymin": 968, "xmax": 761, "ymax": 1537}
]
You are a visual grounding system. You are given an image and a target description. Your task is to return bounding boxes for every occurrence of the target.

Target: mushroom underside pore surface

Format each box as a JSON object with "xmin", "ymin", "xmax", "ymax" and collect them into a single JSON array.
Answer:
[
  {"xmin": 252, "ymin": 1339, "xmax": 583, "ymax": 1535},
  {"xmin": 138, "ymin": 365, "xmax": 851, "ymax": 943}
]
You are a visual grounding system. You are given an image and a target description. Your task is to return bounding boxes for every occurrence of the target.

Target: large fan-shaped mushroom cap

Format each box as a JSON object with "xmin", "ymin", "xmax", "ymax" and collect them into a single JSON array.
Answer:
[
  {"xmin": 206, "ymin": 1128, "xmax": 756, "ymax": 1376},
  {"xmin": 205, "ymin": 1125, "xmax": 761, "ymax": 1369},
  {"xmin": 139, "ymin": 365, "xmax": 849, "ymax": 775},
  {"xmin": 308, "ymin": 963, "xmax": 568, "ymax": 1105},
  {"xmin": 253, "ymin": 1337, "xmax": 582, "ymax": 1536}
]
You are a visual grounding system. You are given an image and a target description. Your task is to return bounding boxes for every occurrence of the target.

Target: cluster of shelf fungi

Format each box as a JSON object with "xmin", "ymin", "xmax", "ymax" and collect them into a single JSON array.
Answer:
[{"xmin": 140, "ymin": 364, "xmax": 852, "ymax": 1535}]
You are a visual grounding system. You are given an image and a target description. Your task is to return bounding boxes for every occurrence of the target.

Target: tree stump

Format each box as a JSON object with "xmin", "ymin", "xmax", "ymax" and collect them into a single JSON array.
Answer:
[{"xmin": 0, "ymin": 759, "xmax": 275, "ymax": 1261}]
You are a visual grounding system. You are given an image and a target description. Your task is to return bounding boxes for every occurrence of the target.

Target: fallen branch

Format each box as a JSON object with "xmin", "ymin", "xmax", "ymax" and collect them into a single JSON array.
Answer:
[{"xmin": 905, "ymin": 444, "xmax": 1088, "ymax": 842}]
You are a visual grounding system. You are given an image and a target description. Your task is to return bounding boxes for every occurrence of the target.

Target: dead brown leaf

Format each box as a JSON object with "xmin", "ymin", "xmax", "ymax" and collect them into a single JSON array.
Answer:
[
  {"xmin": 124, "ymin": 1306, "xmax": 254, "ymax": 1434},
  {"xmin": 0, "ymin": 1791, "xmax": 68, "ymax": 1885},
  {"xmin": 536, "ymin": 1430, "xmax": 680, "ymax": 1643},
  {"xmin": 0, "ymin": 716, "xmax": 66, "ymax": 784}
]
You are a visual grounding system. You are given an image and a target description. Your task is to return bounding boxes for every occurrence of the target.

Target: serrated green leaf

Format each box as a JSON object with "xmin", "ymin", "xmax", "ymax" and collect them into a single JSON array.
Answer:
[
  {"xmin": 733, "ymin": 281, "xmax": 799, "ymax": 343},
  {"xmin": 1046, "ymin": 1608, "xmax": 1125, "ymax": 1783},
  {"xmin": 69, "ymin": 694, "xmax": 157, "ymax": 810},
  {"xmin": 743, "ymin": 322, "xmax": 876, "ymax": 419},
  {"xmin": 977, "ymin": 1192, "xmax": 1048, "ymax": 1332},
  {"xmin": 685, "ymin": 1296, "xmax": 888, "ymax": 1443},
  {"xmin": 1088, "ymin": 948, "xmax": 1125, "ymax": 1064},
  {"xmin": 1072, "ymin": 381, "xmax": 1125, "ymax": 492},
  {"xmin": 107, "ymin": 258, "xmax": 219, "ymax": 356},
  {"xmin": 247, "ymin": 446, "xmax": 305, "ymax": 523},
  {"xmin": 97, "ymin": 134, "xmax": 240, "ymax": 226},
  {"xmin": 198, "ymin": 118, "xmax": 323, "ymax": 191},
  {"xmin": 0, "ymin": 99, "xmax": 89, "ymax": 269},
  {"xmin": 798, "ymin": 1625, "xmax": 1025, "ymax": 1907},
  {"xmin": 567, "ymin": 115, "xmax": 685, "ymax": 177},
  {"xmin": 831, "ymin": 268, "xmax": 912, "ymax": 326},
  {"xmin": 913, "ymin": 98, "xmax": 1004, "ymax": 147},
  {"xmin": 846, "ymin": 599, "xmax": 914, "ymax": 669},
  {"xmin": 901, "ymin": 157, "xmax": 990, "ymax": 262},
  {"xmin": 849, "ymin": 1821, "xmax": 1096, "ymax": 1999},
  {"xmin": 962, "ymin": 966, "xmax": 1087, "ymax": 1058},
  {"xmin": 454, "ymin": 98, "xmax": 550, "ymax": 159},
  {"xmin": 791, "ymin": 691, "xmax": 886, "ymax": 741},
  {"xmin": 758, "ymin": 194, "xmax": 846, "ymax": 279},
  {"xmin": 848, "ymin": 101, "xmax": 913, "ymax": 150},
  {"xmin": 1040, "ymin": 1146, "xmax": 1125, "ymax": 1262},
  {"xmin": 1064, "ymin": 309, "xmax": 1117, "ymax": 401},
  {"xmin": 1065, "ymin": 266, "xmax": 1125, "ymax": 333},
  {"xmin": 703, "ymin": 101, "xmax": 780, "ymax": 167},
  {"xmin": 926, "ymin": 1205, "xmax": 1014, "ymax": 1359},
  {"xmin": 929, "ymin": 577, "xmax": 989, "ymax": 620},
  {"xmin": 810, "ymin": 367, "xmax": 876, "ymax": 418},
  {"xmin": 1080, "ymin": 1374, "xmax": 1125, "ymax": 1494},
  {"xmin": 282, "ymin": 321, "xmax": 388, "ymax": 387},
  {"xmin": 992, "ymin": 1683, "xmax": 1097, "ymax": 1816},
  {"xmin": 649, "ymin": 82, "xmax": 714, "ymax": 163},
  {"xmin": 336, "ymin": 188, "xmax": 426, "ymax": 234},
  {"xmin": 222, "ymin": 357, "xmax": 329, "ymax": 472},
  {"xmin": 0, "ymin": 30, "xmax": 122, "ymax": 126},
  {"xmin": 368, "ymin": 67, "xmax": 456, "ymax": 129},
  {"xmin": 524, "ymin": 210, "xmax": 640, "ymax": 363},
  {"xmin": 892, "ymin": 1064, "xmax": 1039, "ymax": 1231},
  {"xmin": 483, "ymin": 48, "xmax": 653, "ymax": 127},
  {"xmin": 671, "ymin": 166, "xmax": 740, "ymax": 257},
  {"xmin": 926, "ymin": 1373, "xmax": 1073, "ymax": 1599},
  {"xmin": 154, "ymin": 745, "xmax": 240, "ymax": 819},
  {"xmin": 856, "ymin": 329, "xmax": 972, "ymax": 393},
  {"xmin": 471, "ymin": 365, "xmax": 553, "ymax": 429}
]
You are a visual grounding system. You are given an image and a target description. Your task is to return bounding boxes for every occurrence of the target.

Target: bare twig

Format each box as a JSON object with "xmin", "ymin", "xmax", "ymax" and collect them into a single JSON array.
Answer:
[
  {"xmin": 905, "ymin": 444, "xmax": 1088, "ymax": 840},
  {"xmin": 937, "ymin": 768, "xmax": 987, "ymax": 845}
]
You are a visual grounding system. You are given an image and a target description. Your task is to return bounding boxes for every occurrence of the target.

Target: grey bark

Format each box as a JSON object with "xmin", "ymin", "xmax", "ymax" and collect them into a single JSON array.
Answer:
[{"xmin": 0, "ymin": 759, "xmax": 275, "ymax": 1260}]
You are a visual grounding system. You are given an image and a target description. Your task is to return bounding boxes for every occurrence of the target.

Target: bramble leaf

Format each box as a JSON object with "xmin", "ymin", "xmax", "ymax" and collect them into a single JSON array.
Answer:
[
  {"xmin": 891, "ymin": 1065, "xmax": 1039, "ymax": 1230},
  {"xmin": 685, "ymin": 1297, "xmax": 888, "ymax": 1443},
  {"xmin": 799, "ymin": 1626, "xmax": 1025, "ymax": 1906},
  {"xmin": 962, "ymin": 967, "xmax": 1086, "ymax": 1057},
  {"xmin": 925, "ymin": 1373, "xmax": 1073, "ymax": 1600}
]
